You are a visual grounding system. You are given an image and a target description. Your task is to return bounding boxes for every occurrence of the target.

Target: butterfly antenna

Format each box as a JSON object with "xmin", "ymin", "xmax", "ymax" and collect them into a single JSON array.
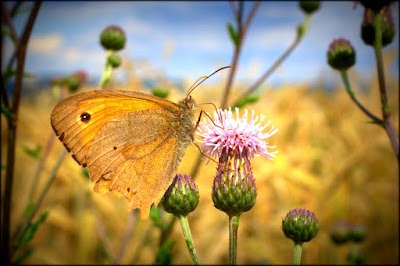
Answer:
[{"xmin": 186, "ymin": 66, "xmax": 231, "ymax": 97}]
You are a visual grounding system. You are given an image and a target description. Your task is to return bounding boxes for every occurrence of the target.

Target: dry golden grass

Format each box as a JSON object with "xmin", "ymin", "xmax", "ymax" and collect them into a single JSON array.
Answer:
[{"xmin": 1, "ymin": 56, "xmax": 398, "ymax": 264}]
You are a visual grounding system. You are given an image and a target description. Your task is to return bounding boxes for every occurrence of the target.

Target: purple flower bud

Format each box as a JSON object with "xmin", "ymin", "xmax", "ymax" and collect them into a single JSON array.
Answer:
[{"xmin": 161, "ymin": 174, "xmax": 199, "ymax": 217}]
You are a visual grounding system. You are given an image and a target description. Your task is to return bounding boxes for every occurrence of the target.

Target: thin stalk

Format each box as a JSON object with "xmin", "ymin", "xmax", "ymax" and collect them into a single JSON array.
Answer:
[
  {"xmin": 178, "ymin": 215, "xmax": 200, "ymax": 265},
  {"xmin": 29, "ymin": 133, "xmax": 56, "ymax": 200},
  {"xmin": 12, "ymin": 149, "xmax": 66, "ymax": 248},
  {"xmin": 228, "ymin": 215, "xmax": 240, "ymax": 265},
  {"xmin": 293, "ymin": 242, "xmax": 303, "ymax": 265},
  {"xmin": 158, "ymin": 149, "xmax": 203, "ymax": 250},
  {"xmin": 232, "ymin": 32, "xmax": 301, "ymax": 107},
  {"xmin": 339, "ymin": 70, "xmax": 382, "ymax": 123},
  {"xmin": 2, "ymin": 3, "xmax": 42, "ymax": 264},
  {"xmin": 221, "ymin": 1, "xmax": 260, "ymax": 109},
  {"xmin": 99, "ymin": 50, "xmax": 114, "ymax": 88},
  {"xmin": 372, "ymin": 11, "xmax": 399, "ymax": 160},
  {"xmin": 115, "ymin": 209, "xmax": 138, "ymax": 264}
]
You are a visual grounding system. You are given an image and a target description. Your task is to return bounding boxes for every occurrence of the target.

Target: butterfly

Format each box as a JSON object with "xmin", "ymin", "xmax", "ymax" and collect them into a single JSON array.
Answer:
[{"xmin": 50, "ymin": 66, "xmax": 230, "ymax": 219}]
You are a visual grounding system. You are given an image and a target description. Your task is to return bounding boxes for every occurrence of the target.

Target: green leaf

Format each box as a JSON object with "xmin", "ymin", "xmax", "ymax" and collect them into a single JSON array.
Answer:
[
  {"xmin": 227, "ymin": 22, "xmax": 240, "ymax": 47},
  {"xmin": 1, "ymin": 27, "xmax": 17, "ymax": 45},
  {"xmin": 1, "ymin": 102, "xmax": 14, "ymax": 121},
  {"xmin": 23, "ymin": 202, "xmax": 36, "ymax": 219},
  {"xmin": 233, "ymin": 94, "xmax": 260, "ymax": 108},
  {"xmin": 15, "ymin": 212, "xmax": 48, "ymax": 249},
  {"xmin": 3, "ymin": 68, "xmax": 36, "ymax": 82},
  {"xmin": 150, "ymin": 205, "xmax": 163, "ymax": 229},
  {"xmin": 152, "ymin": 87, "xmax": 170, "ymax": 99},
  {"xmin": 11, "ymin": 245, "xmax": 34, "ymax": 265},
  {"xmin": 81, "ymin": 167, "xmax": 90, "ymax": 179},
  {"xmin": 155, "ymin": 239, "xmax": 175, "ymax": 265},
  {"xmin": 17, "ymin": 211, "xmax": 48, "ymax": 247},
  {"xmin": 23, "ymin": 145, "xmax": 42, "ymax": 159}
]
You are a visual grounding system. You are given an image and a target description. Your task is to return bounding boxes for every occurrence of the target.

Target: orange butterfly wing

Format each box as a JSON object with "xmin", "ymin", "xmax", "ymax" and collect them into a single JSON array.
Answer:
[{"xmin": 51, "ymin": 90, "xmax": 195, "ymax": 219}]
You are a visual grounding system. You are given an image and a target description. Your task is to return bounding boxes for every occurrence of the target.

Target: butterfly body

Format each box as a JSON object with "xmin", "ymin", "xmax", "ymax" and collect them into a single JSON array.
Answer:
[{"xmin": 51, "ymin": 90, "xmax": 196, "ymax": 219}]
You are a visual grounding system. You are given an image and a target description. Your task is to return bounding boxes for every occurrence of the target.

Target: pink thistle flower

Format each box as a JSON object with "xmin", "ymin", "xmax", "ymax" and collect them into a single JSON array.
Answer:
[{"xmin": 196, "ymin": 107, "xmax": 278, "ymax": 160}]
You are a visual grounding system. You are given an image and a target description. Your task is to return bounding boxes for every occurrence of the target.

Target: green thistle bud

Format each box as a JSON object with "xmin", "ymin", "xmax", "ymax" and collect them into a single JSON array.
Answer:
[
  {"xmin": 100, "ymin": 25, "xmax": 126, "ymax": 51},
  {"xmin": 347, "ymin": 247, "xmax": 366, "ymax": 265},
  {"xmin": 330, "ymin": 220, "xmax": 351, "ymax": 245},
  {"xmin": 327, "ymin": 38, "xmax": 356, "ymax": 71},
  {"xmin": 299, "ymin": 1, "xmax": 320, "ymax": 15},
  {"xmin": 161, "ymin": 174, "xmax": 199, "ymax": 217},
  {"xmin": 152, "ymin": 87, "xmax": 170, "ymax": 99},
  {"xmin": 212, "ymin": 156, "xmax": 257, "ymax": 217},
  {"xmin": 349, "ymin": 224, "xmax": 367, "ymax": 243},
  {"xmin": 360, "ymin": 0, "xmax": 392, "ymax": 12},
  {"xmin": 107, "ymin": 53, "xmax": 122, "ymax": 68},
  {"xmin": 361, "ymin": 7, "xmax": 395, "ymax": 47},
  {"xmin": 51, "ymin": 76, "xmax": 63, "ymax": 87},
  {"xmin": 282, "ymin": 208, "xmax": 319, "ymax": 244},
  {"xmin": 64, "ymin": 70, "xmax": 88, "ymax": 92}
]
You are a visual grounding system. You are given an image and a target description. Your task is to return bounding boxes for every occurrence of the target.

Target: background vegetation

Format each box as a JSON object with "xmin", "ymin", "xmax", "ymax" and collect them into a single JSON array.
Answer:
[
  {"xmin": 2, "ymin": 50, "xmax": 398, "ymax": 264},
  {"xmin": 1, "ymin": 1, "xmax": 398, "ymax": 265}
]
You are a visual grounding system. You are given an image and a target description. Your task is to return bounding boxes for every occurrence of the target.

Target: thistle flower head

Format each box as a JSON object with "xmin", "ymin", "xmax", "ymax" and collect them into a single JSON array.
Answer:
[
  {"xmin": 161, "ymin": 174, "xmax": 199, "ymax": 217},
  {"xmin": 211, "ymin": 156, "xmax": 257, "ymax": 217},
  {"xmin": 197, "ymin": 108, "xmax": 277, "ymax": 217},
  {"xmin": 349, "ymin": 224, "xmax": 367, "ymax": 243},
  {"xmin": 327, "ymin": 38, "xmax": 356, "ymax": 71},
  {"xmin": 361, "ymin": 6, "xmax": 395, "ymax": 47},
  {"xmin": 299, "ymin": 1, "xmax": 320, "ymax": 15},
  {"xmin": 330, "ymin": 220, "xmax": 351, "ymax": 245},
  {"xmin": 100, "ymin": 25, "xmax": 126, "ymax": 51},
  {"xmin": 64, "ymin": 70, "xmax": 88, "ymax": 92},
  {"xmin": 282, "ymin": 208, "xmax": 319, "ymax": 244},
  {"xmin": 196, "ymin": 107, "xmax": 278, "ymax": 160}
]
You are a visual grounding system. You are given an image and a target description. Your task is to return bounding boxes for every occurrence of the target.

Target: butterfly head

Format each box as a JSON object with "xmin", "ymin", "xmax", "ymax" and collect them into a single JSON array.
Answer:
[{"xmin": 183, "ymin": 95, "xmax": 196, "ymax": 110}]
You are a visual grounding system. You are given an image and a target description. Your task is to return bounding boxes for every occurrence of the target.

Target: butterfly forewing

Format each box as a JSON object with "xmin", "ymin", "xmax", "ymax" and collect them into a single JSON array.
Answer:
[{"xmin": 50, "ymin": 90, "xmax": 195, "ymax": 219}]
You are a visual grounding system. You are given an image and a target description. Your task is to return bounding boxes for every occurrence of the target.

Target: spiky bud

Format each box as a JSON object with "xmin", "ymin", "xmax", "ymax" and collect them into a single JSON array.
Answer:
[
  {"xmin": 347, "ymin": 247, "xmax": 366, "ymax": 265},
  {"xmin": 212, "ymin": 156, "xmax": 257, "ymax": 217},
  {"xmin": 361, "ymin": 7, "xmax": 395, "ymax": 47},
  {"xmin": 100, "ymin": 25, "xmax": 126, "ymax": 51},
  {"xmin": 107, "ymin": 53, "xmax": 122, "ymax": 68},
  {"xmin": 360, "ymin": 0, "xmax": 392, "ymax": 12},
  {"xmin": 330, "ymin": 220, "xmax": 351, "ymax": 245},
  {"xmin": 327, "ymin": 38, "xmax": 356, "ymax": 71},
  {"xmin": 64, "ymin": 70, "xmax": 88, "ymax": 92},
  {"xmin": 282, "ymin": 208, "xmax": 319, "ymax": 244},
  {"xmin": 349, "ymin": 224, "xmax": 367, "ymax": 243},
  {"xmin": 161, "ymin": 174, "xmax": 199, "ymax": 217},
  {"xmin": 299, "ymin": 1, "xmax": 320, "ymax": 15}
]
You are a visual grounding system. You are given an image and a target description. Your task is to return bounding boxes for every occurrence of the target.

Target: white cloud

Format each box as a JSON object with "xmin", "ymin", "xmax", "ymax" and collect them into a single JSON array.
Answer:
[
  {"xmin": 63, "ymin": 47, "xmax": 104, "ymax": 66},
  {"xmin": 248, "ymin": 25, "xmax": 296, "ymax": 50},
  {"xmin": 29, "ymin": 33, "xmax": 63, "ymax": 54}
]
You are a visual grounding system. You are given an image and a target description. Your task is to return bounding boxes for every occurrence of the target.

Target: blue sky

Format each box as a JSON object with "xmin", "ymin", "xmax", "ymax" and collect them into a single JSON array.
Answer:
[{"xmin": 4, "ymin": 1, "xmax": 399, "ymax": 86}]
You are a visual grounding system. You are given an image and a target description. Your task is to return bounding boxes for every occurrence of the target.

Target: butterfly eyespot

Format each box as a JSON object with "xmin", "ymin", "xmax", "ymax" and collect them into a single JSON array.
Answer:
[
  {"xmin": 127, "ymin": 187, "xmax": 131, "ymax": 193},
  {"xmin": 113, "ymin": 146, "xmax": 117, "ymax": 150},
  {"xmin": 80, "ymin": 112, "xmax": 91, "ymax": 122}
]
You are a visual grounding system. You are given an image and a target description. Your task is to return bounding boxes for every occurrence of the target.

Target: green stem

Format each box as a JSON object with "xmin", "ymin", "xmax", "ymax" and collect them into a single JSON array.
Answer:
[
  {"xmin": 221, "ymin": 1, "xmax": 260, "ymax": 109},
  {"xmin": 232, "ymin": 28, "xmax": 301, "ymax": 107},
  {"xmin": 372, "ymin": 10, "xmax": 399, "ymax": 161},
  {"xmin": 229, "ymin": 215, "xmax": 240, "ymax": 265},
  {"xmin": 339, "ymin": 70, "xmax": 382, "ymax": 123},
  {"xmin": 293, "ymin": 242, "xmax": 303, "ymax": 265},
  {"xmin": 178, "ymin": 215, "xmax": 199, "ymax": 265},
  {"xmin": 158, "ymin": 151, "xmax": 203, "ymax": 251},
  {"xmin": 2, "ymin": 3, "xmax": 42, "ymax": 264},
  {"xmin": 12, "ymin": 149, "xmax": 67, "ymax": 248},
  {"xmin": 99, "ymin": 50, "xmax": 114, "ymax": 88}
]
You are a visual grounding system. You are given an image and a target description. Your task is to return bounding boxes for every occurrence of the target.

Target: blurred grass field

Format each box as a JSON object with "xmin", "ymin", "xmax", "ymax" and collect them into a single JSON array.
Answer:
[{"xmin": 1, "ymin": 52, "xmax": 399, "ymax": 264}]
